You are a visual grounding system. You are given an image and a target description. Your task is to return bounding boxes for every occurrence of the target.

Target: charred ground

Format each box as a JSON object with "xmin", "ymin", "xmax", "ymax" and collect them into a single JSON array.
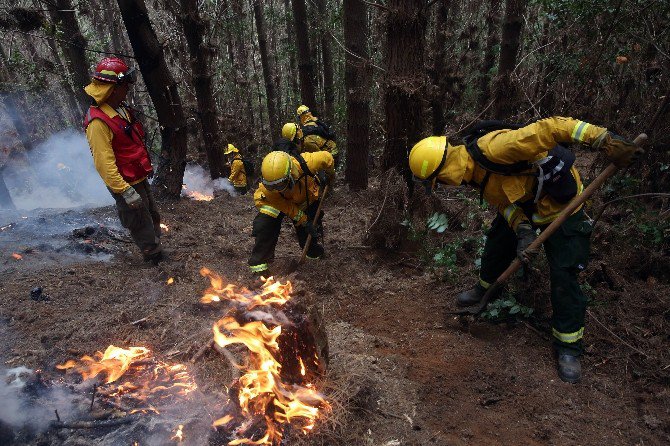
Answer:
[{"xmin": 0, "ymin": 174, "xmax": 668, "ymax": 445}]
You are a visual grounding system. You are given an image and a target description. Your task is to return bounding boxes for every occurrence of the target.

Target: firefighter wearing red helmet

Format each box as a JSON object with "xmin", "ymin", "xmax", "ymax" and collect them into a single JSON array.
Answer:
[{"xmin": 83, "ymin": 57, "xmax": 165, "ymax": 264}]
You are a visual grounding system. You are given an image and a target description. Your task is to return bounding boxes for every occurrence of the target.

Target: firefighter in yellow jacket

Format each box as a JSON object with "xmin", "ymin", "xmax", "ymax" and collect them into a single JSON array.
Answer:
[
  {"xmin": 224, "ymin": 144, "xmax": 248, "ymax": 194},
  {"xmin": 408, "ymin": 117, "xmax": 642, "ymax": 383},
  {"xmin": 248, "ymin": 150, "xmax": 334, "ymax": 275}
]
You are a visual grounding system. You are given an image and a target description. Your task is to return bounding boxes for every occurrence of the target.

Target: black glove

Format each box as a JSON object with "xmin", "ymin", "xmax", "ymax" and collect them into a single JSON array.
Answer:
[
  {"xmin": 515, "ymin": 222, "xmax": 538, "ymax": 264},
  {"xmin": 593, "ymin": 131, "xmax": 644, "ymax": 168},
  {"xmin": 304, "ymin": 220, "xmax": 319, "ymax": 239},
  {"xmin": 315, "ymin": 170, "xmax": 329, "ymax": 187}
]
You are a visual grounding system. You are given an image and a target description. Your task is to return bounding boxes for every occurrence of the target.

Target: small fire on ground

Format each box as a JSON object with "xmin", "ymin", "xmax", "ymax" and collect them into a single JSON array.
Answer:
[
  {"xmin": 182, "ymin": 185, "xmax": 214, "ymax": 201},
  {"xmin": 201, "ymin": 268, "xmax": 331, "ymax": 445},
  {"xmin": 57, "ymin": 345, "xmax": 197, "ymax": 414}
]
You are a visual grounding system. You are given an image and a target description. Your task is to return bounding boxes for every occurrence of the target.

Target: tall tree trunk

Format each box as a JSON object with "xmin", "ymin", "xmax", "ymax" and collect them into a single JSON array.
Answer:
[
  {"xmin": 269, "ymin": 0, "xmax": 284, "ymax": 117},
  {"xmin": 430, "ymin": 0, "xmax": 449, "ymax": 134},
  {"xmin": 479, "ymin": 0, "xmax": 501, "ymax": 109},
  {"xmin": 343, "ymin": 0, "xmax": 370, "ymax": 190},
  {"xmin": 179, "ymin": 0, "xmax": 226, "ymax": 179},
  {"xmin": 382, "ymin": 0, "xmax": 427, "ymax": 178},
  {"xmin": 252, "ymin": 0, "xmax": 279, "ymax": 136},
  {"xmin": 283, "ymin": 0, "xmax": 299, "ymax": 112},
  {"xmin": 0, "ymin": 169, "xmax": 15, "ymax": 210},
  {"xmin": 290, "ymin": 0, "xmax": 317, "ymax": 108},
  {"xmin": 46, "ymin": 0, "xmax": 91, "ymax": 112},
  {"xmin": 116, "ymin": 0, "xmax": 189, "ymax": 197},
  {"xmin": 315, "ymin": 0, "xmax": 335, "ymax": 123},
  {"xmin": 493, "ymin": 0, "xmax": 528, "ymax": 119},
  {"xmin": 231, "ymin": 0, "xmax": 255, "ymax": 137}
]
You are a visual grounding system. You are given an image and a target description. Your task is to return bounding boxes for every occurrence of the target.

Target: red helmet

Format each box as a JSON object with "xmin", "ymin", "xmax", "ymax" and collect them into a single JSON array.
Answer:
[{"xmin": 93, "ymin": 57, "xmax": 136, "ymax": 84}]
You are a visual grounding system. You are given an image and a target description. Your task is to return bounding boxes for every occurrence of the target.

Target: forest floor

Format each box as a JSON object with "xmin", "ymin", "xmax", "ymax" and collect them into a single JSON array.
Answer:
[{"xmin": 0, "ymin": 174, "xmax": 669, "ymax": 446}]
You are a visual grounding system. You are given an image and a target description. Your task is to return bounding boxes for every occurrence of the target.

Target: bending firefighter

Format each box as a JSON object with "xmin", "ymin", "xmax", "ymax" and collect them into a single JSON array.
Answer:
[
  {"xmin": 224, "ymin": 143, "xmax": 248, "ymax": 194},
  {"xmin": 248, "ymin": 150, "xmax": 334, "ymax": 275},
  {"xmin": 282, "ymin": 104, "xmax": 338, "ymax": 166},
  {"xmin": 83, "ymin": 57, "xmax": 164, "ymax": 264},
  {"xmin": 408, "ymin": 117, "xmax": 642, "ymax": 383}
]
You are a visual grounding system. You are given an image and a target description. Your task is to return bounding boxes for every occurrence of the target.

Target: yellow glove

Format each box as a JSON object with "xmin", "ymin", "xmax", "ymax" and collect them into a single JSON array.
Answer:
[{"xmin": 594, "ymin": 131, "xmax": 644, "ymax": 168}]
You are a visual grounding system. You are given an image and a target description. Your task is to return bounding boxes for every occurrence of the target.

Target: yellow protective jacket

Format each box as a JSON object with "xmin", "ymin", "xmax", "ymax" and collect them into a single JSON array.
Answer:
[
  {"xmin": 436, "ymin": 117, "xmax": 606, "ymax": 229},
  {"xmin": 301, "ymin": 119, "xmax": 338, "ymax": 156},
  {"xmin": 85, "ymin": 103, "xmax": 145, "ymax": 194},
  {"xmin": 229, "ymin": 154, "xmax": 247, "ymax": 187},
  {"xmin": 254, "ymin": 151, "xmax": 334, "ymax": 224}
]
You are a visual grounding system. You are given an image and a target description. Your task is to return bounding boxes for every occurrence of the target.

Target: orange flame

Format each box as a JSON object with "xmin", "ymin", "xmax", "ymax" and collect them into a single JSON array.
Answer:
[
  {"xmin": 172, "ymin": 424, "xmax": 184, "ymax": 442},
  {"xmin": 160, "ymin": 223, "xmax": 169, "ymax": 232},
  {"xmin": 11, "ymin": 253, "xmax": 22, "ymax": 260},
  {"xmin": 182, "ymin": 185, "xmax": 213, "ymax": 201},
  {"xmin": 201, "ymin": 269, "xmax": 330, "ymax": 445},
  {"xmin": 167, "ymin": 277, "xmax": 175, "ymax": 285},
  {"xmin": 57, "ymin": 345, "xmax": 197, "ymax": 410}
]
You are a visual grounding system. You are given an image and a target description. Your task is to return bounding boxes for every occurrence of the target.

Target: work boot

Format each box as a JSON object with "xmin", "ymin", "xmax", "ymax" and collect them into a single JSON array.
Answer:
[
  {"xmin": 456, "ymin": 284, "xmax": 487, "ymax": 307},
  {"xmin": 557, "ymin": 354, "xmax": 582, "ymax": 383}
]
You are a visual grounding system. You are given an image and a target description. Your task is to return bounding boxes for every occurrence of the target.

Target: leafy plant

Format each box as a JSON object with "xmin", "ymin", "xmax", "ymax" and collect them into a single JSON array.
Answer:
[{"xmin": 481, "ymin": 295, "xmax": 534, "ymax": 320}]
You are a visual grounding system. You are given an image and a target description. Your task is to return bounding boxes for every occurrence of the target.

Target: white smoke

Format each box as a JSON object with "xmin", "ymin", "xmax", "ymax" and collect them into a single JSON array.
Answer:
[
  {"xmin": 181, "ymin": 163, "xmax": 237, "ymax": 198},
  {"xmin": 4, "ymin": 129, "xmax": 114, "ymax": 210}
]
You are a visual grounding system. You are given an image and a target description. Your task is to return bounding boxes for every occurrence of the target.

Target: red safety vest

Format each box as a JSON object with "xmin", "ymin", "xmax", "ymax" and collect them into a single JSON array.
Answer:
[{"xmin": 83, "ymin": 106, "xmax": 153, "ymax": 183}]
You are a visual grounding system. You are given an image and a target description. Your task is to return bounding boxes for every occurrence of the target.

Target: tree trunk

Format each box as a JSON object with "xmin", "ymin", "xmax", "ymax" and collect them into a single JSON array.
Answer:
[
  {"xmin": 493, "ymin": 0, "xmax": 528, "ymax": 119},
  {"xmin": 0, "ymin": 169, "xmax": 15, "ymax": 210},
  {"xmin": 290, "ymin": 0, "xmax": 317, "ymax": 109},
  {"xmin": 283, "ymin": 0, "xmax": 299, "ymax": 112},
  {"xmin": 46, "ymin": 0, "xmax": 91, "ymax": 112},
  {"xmin": 315, "ymin": 0, "xmax": 335, "ymax": 123},
  {"xmin": 343, "ymin": 0, "xmax": 370, "ymax": 190},
  {"xmin": 116, "ymin": 0, "xmax": 189, "ymax": 197},
  {"xmin": 252, "ymin": 0, "xmax": 280, "ymax": 136},
  {"xmin": 231, "ymin": 0, "xmax": 255, "ymax": 137},
  {"xmin": 430, "ymin": 0, "xmax": 449, "ymax": 134},
  {"xmin": 179, "ymin": 0, "xmax": 226, "ymax": 179},
  {"xmin": 479, "ymin": 0, "xmax": 501, "ymax": 109},
  {"xmin": 382, "ymin": 0, "xmax": 427, "ymax": 179}
]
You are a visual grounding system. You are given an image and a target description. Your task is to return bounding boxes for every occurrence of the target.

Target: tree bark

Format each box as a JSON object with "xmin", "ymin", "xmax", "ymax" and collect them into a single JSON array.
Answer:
[
  {"xmin": 315, "ymin": 0, "xmax": 335, "ymax": 123},
  {"xmin": 179, "ymin": 0, "xmax": 226, "ymax": 179},
  {"xmin": 430, "ymin": 0, "xmax": 449, "ymax": 134},
  {"xmin": 479, "ymin": 0, "xmax": 501, "ymax": 109},
  {"xmin": 46, "ymin": 0, "xmax": 91, "ymax": 112},
  {"xmin": 382, "ymin": 0, "xmax": 427, "ymax": 179},
  {"xmin": 252, "ymin": 0, "xmax": 280, "ymax": 136},
  {"xmin": 290, "ymin": 0, "xmax": 317, "ymax": 109},
  {"xmin": 344, "ymin": 0, "xmax": 370, "ymax": 190},
  {"xmin": 283, "ymin": 0, "xmax": 299, "ymax": 111},
  {"xmin": 231, "ymin": 0, "xmax": 255, "ymax": 137},
  {"xmin": 116, "ymin": 0, "xmax": 189, "ymax": 197},
  {"xmin": 493, "ymin": 0, "xmax": 528, "ymax": 119}
]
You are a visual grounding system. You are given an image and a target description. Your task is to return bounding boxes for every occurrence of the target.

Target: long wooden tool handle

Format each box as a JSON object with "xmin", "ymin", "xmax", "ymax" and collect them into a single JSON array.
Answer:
[
  {"xmin": 299, "ymin": 185, "xmax": 330, "ymax": 265},
  {"xmin": 467, "ymin": 133, "xmax": 648, "ymax": 314}
]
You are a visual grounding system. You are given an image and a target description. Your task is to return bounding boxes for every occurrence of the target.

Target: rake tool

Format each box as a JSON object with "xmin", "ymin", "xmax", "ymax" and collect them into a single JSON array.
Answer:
[
  {"xmin": 452, "ymin": 133, "xmax": 647, "ymax": 316},
  {"xmin": 286, "ymin": 184, "xmax": 330, "ymax": 273}
]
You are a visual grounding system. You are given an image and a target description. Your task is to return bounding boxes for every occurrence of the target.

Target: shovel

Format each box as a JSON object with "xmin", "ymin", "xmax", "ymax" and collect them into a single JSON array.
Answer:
[
  {"xmin": 452, "ymin": 133, "xmax": 647, "ymax": 315},
  {"xmin": 286, "ymin": 185, "xmax": 330, "ymax": 273}
]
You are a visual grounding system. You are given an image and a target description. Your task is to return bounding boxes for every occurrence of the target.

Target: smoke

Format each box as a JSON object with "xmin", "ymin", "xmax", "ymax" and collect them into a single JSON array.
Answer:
[
  {"xmin": 182, "ymin": 163, "xmax": 237, "ymax": 198},
  {"xmin": 0, "ymin": 366, "xmax": 83, "ymax": 433},
  {"xmin": 4, "ymin": 129, "xmax": 113, "ymax": 210}
]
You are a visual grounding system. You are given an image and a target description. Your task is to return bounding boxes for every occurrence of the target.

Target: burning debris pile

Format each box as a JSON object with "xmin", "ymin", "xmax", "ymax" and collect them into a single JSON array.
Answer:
[
  {"xmin": 56, "ymin": 345, "xmax": 197, "ymax": 414},
  {"xmin": 181, "ymin": 164, "xmax": 237, "ymax": 201},
  {"xmin": 200, "ymin": 268, "xmax": 331, "ymax": 445}
]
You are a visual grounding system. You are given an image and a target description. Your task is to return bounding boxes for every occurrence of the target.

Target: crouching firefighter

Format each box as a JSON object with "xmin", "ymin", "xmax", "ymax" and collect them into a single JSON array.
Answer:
[
  {"xmin": 83, "ymin": 57, "xmax": 164, "ymax": 264},
  {"xmin": 248, "ymin": 150, "xmax": 335, "ymax": 276},
  {"xmin": 408, "ymin": 117, "xmax": 643, "ymax": 383}
]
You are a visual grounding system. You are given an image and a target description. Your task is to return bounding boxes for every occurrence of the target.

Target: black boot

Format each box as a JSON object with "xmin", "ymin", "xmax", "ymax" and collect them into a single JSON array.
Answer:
[
  {"xmin": 456, "ymin": 284, "xmax": 488, "ymax": 307},
  {"xmin": 557, "ymin": 354, "xmax": 581, "ymax": 383}
]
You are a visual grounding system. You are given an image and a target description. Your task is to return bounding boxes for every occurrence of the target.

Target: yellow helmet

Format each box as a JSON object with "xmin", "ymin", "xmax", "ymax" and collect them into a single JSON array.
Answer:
[
  {"xmin": 223, "ymin": 143, "xmax": 238, "ymax": 155},
  {"xmin": 281, "ymin": 122, "xmax": 302, "ymax": 141},
  {"xmin": 297, "ymin": 105, "xmax": 310, "ymax": 116},
  {"xmin": 408, "ymin": 136, "xmax": 448, "ymax": 181},
  {"xmin": 261, "ymin": 151, "xmax": 295, "ymax": 191}
]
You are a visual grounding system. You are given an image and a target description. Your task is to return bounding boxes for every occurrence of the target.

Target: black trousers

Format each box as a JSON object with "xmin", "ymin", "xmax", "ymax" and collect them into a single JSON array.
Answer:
[
  {"xmin": 110, "ymin": 180, "xmax": 162, "ymax": 259},
  {"xmin": 479, "ymin": 211, "xmax": 592, "ymax": 355},
  {"xmin": 248, "ymin": 201, "xmax": 324, "ymax": 273}
]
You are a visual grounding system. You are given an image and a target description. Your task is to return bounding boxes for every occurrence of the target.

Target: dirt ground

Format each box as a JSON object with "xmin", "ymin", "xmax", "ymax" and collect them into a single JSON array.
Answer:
[{"xmin": 0, "ymin": 176, "xmax": 668, "ymax": 446}]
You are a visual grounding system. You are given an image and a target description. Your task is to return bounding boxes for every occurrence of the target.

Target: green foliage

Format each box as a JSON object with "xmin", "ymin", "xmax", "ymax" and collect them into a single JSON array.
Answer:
[{"xmin": 481, "ymin": 295, "xmax": 534, "ymax": 320}]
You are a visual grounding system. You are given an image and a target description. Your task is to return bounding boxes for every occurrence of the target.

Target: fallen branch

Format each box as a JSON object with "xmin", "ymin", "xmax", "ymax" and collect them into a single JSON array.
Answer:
[
  {"xmin": 587, "ymin": 309, "xmax": 653, "ymax": 359},
  {"xmin": 50, "ymin": 415, "xmax": 139, "ymax": 429}
]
